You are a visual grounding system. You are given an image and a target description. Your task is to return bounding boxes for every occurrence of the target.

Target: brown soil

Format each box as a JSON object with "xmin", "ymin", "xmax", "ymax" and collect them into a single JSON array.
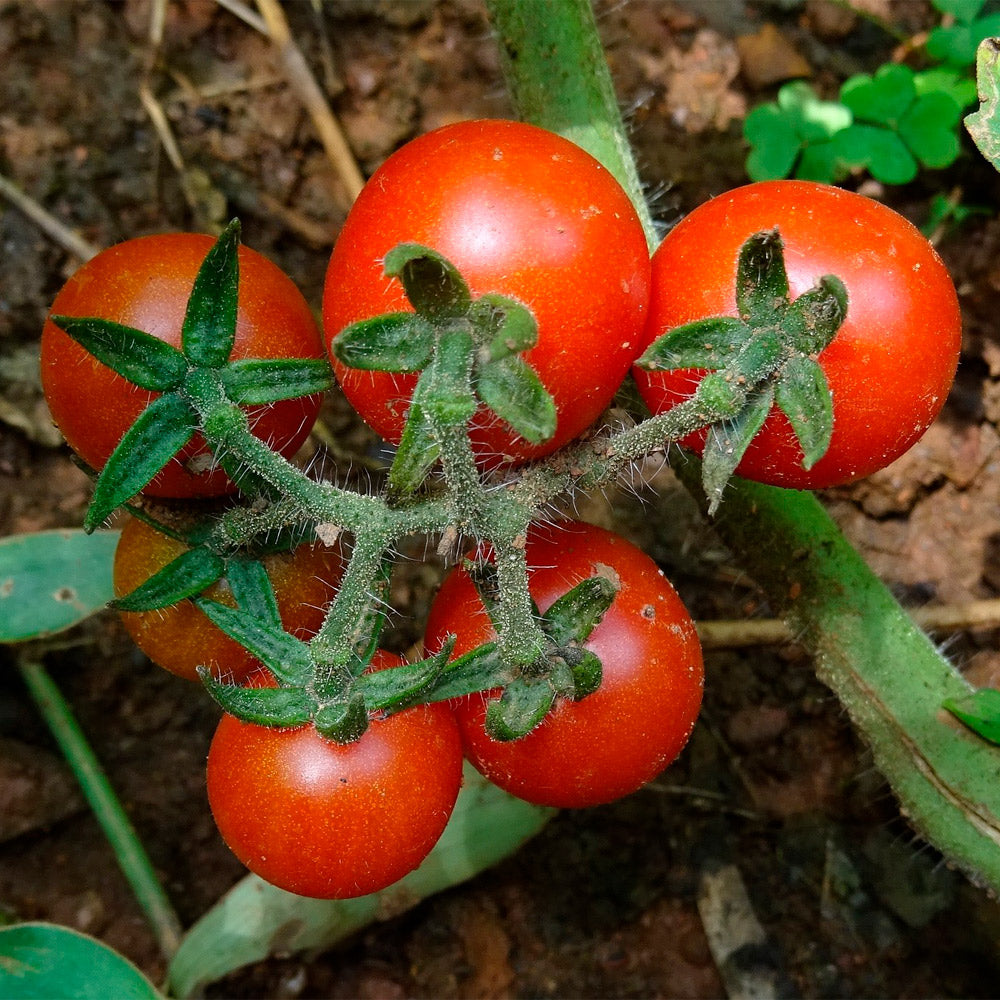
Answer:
[{"xmin": 3, "ymin": 1, "xmax": 1000, "ymax": 997}]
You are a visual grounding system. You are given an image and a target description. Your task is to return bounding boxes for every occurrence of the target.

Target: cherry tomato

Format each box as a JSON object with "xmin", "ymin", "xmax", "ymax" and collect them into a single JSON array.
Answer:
[
  {"xmin": 423, "ymin": 520, "xmax": 703, "ymax": 808},
  {"xmin": 41, "ymin": 234, "xmax": 325, "ymax": 498},
  {"xmin": 322, "ymin": 119, "xmax": 651, "ymax": 466},
  {"xmin": 633, "ymin": 180, "xmax": 962, "ymax": 489},
  {"xmin": 206, "ymin": 653, "xmax": 464, "ymax": 899},
  {"xmin": 113, "ymin": 516, "xmax": 344, "ymax": 683}
]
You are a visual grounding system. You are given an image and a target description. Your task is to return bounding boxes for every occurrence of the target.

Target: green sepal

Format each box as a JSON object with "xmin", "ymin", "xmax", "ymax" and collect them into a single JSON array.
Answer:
[
  {"xmin": 388, "ymin": 398, "xmax": 440, "ymax": 496},
  {"xmin": 198, "ymin": 670, "xmax": 315, "ymax": 728},
  {"xmin": 220, "ymin": 357, "xmax": 332, "ymax": 404},
  {"xmin": 775, "ymin": 355, "xmax": 834, "ymax": 469},
  {"xmin": 471, "ymin": 294, "xmax": 539, "ymax": 361},
  {"xmin": 559, "ymin": 646, "xmax": 603, "ymax": 699},
  {"xmin": 475, "ymin": 354, "xmax": 557, "ymax": 444},
  {"xmin": 332, "ymin": 313, "xmax": 436, "ymax": 372},
  {"xmin": 702, "ymin": 384, "xmax": 775, "ymax": 516},
  {"xmin": 359, "ymin": 641, "xmax": 455, "ymax": 712},
  {"xmin": 944, "ymin": 689, "xmax": 1000, "ymax": 745},
  {"xmin": 48, "ymin": 316, "xmax": 188, "ymax": 391},
  {"xmin": 784, "ymin": 275, "xmax": 848, "ymax": 356},
  {"xmin": 194, "ymin": 597, "xmax": 312, "ymax": 685},
  {"xmin": 637, "ymin": 316, "xmax": 749, "ymax": 372},
  {"xmin": 732, "ymin": 328, "xmax": 785, "ymax": 386},
  {"xmin": 484, "ymin": 676, "xmax": 557, "ymax": 742},
  {"xmin": 225, "ymin": 558, "xmax": 281, "ymax": 629},
  {"xmin": 347, "ymin": 555, "xmax": 395, "ymax": 669},
  {"xmin": 182, "ymin": 219, "xmax": 240, "ymax": 368},
  {"xmin": 419, "ymin": 641, "xmax": 513, "ymax": 703},
  {"xmin": 736, "ymin": 230, "xmax": 789, "ymax": 324},
  {"xmin": 313, "ymin": 691, "xmax": 369, "ymax": 744},
  {"xmin": 383, "ymin": 243, "xmax": 472, "ymax": 319},
  {"xmin": 542, "ymin": 575, "xmax": 618, "ymax": 646},
  {"xmin": 110, "ymin": 545, "xmax": 225, "ymax": 612},
  {"xmin": 85, "ymin": 393, "xmax": 198, "ymax": 531},
  {"xmin": 423, "ymin": 331, "xmax": 477, "ymax": 426}
]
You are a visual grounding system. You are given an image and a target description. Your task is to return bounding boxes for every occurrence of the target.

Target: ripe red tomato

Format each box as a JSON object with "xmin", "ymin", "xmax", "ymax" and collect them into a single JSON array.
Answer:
[
  {"xmin": 41, "ymin": 234, "xmax": 325, "ymax": 498},
  {"xmin": 633, "ymin": 181, "xmax": 962, "ymax": 489},
  {"xmin": 206, "ymin": 653, "xmax": 464, "ymax": 899},
  {"xmin": 322, "ymin": 119, "xmax": 651, "ymax": 465},
  {"xmin": 423, "ymin": 521, "xmax": 703, "ymax": 808},
  {"xmin": 113, "ymin": 516, "xmax": 344, "ymax": 683}
]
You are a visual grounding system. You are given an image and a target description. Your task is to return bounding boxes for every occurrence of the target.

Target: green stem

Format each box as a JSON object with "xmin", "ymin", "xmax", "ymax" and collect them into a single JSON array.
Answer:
[
  {"xmin": 17, "ymin": 655, "xmax": 184, "ymax": 962},
  {"xmin": 485, "ymin": 0, "xmax": 1000, "ymax": 892}
]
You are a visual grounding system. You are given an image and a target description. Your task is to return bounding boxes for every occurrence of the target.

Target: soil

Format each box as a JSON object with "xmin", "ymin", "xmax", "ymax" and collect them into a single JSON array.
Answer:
[{"xmin": 3, "ymin": 1, "xmax": 1000, "ymax": 997}]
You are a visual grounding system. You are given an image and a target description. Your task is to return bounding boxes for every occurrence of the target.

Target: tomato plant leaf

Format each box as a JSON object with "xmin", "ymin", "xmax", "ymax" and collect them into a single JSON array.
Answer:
[
  {"xmin": 225, "ymin": 558, "xmax": 281, "ymax": 629},
  {"xmin": 736, "ymin": 230, "xmax": 789, "ymax": 324},
  {"xmin": 383, "ymin": 242, "xmax": 472, "ymax": 319},
  {"xmin": 0, "ymin": 529, "xmax": 119, "ymax": 642},
  {"xmin": 85, "ymin": 393, "xmax": 198, "ymax": 532},
  {"xmin": 966, "ymin": 38, "xmax": 1000, "ymax": 171},
  {"xmin": 199, "ymin": 671, "xmax": 315, "ymax": 727},
  {"xmin": 944, "ymin": 689, "xmax": 1000, "ymax": 745},
  {"xmin": 484, "ymin": 677, "xmax": 557, "ymax": 741},
  {"xmin": 471, "ymin": 293, "xmax": 539, "ymax": 361},
  {"xmin": 195, "ymin": 597, "xmax": 312, "ymax": 684},
  {"xmin": 776, "ymin": 355, "xmax": 834, "ymax": 470},
  {"xmin": 542, "ymin": 575, "xmax": 618, "ymax": 645},
  {"xmin": 111, "ymin": 545, "xmax": 225, "ymax": 612},
  {"xmin": 475, "ymin": 355, "xmax": 557, "ymax": 444},
  {"xmin": 220, "ymin": 357, "xmax": 332, "ymax": 403},
  {"xmin": 637, "ymin": 316, "xmax": 749, "ymax": 372},
  {"xmin": 701, "ymin": 384, "xmax": 775, "ymax": 516},
  {"xmin": 182, "ymin": 219, "xmax": 240, "ymax": 368},
  {"xmin": 332, "ymin": 313, "xmax": 436, "ymax": 372},
  {"xmin": 47, "ymin": 316, "xmax": 188, "ymax": 391}
]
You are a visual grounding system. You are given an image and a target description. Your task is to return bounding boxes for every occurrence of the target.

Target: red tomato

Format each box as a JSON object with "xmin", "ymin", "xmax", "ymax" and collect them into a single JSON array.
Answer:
[
  {"xmin": 113, "ymin": 515, "xmax": 344, "ymax": 683},
  {"xmin": 206, "ymin": 653, "xmax": 464, "ymax": 899},
  {"xmin": 322, "ymin": 119, "xmax": 651, "ymax": 466},
  {"xmin": 633, "ymin": 181, "xmax": 962, "ymax": 488},
  {"xmin": 423, "ymin": 521, "xmax": 703, "ymax": 808},
  {"xmin": 41, "ymin": 234, "xmax": 325, "ymax": 498}
]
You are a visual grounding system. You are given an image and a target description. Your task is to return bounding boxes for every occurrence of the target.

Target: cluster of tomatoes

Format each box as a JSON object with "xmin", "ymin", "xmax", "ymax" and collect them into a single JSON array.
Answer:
[{"xmin": 39, "ymin": 120, "xmax": 961, "ymax": 899}]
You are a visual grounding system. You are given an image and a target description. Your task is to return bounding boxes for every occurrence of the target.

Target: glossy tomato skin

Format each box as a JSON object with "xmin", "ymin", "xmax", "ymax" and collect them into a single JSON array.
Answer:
[
  {"xmin": 41, "ymin": 234, "xmax": 325, "ymax": 498},
  {"xmin": 423, "ymin": 521, "xmax": 703, "ymax": 809},
  {"xmin": 322, "ymin": 119, "xmax": 651, "ymax": 466},
  {"xmin": 206, "ymin": 654, "xmax": 464, "ymax": 899},
  {"xmin": 113, "ymin": 516, "xmax": 344, "ymax": 683},
  {"xmin": 633, "ymin": 181, "xmax": 962, "ymax": 489}
]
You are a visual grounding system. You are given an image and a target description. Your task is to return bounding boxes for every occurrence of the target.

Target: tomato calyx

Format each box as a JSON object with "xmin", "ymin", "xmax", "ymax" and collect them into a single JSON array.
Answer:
[
  {"xmin": 636, "ymin": 229, "xmax": 848, "ymax": 513},
  {"xmin": 47, "ymin": 220, "xmax": 332, "ymax": 530},
  {"xmin": 331, "ymin": 243, "xmax": 558, "ymax": 495}
]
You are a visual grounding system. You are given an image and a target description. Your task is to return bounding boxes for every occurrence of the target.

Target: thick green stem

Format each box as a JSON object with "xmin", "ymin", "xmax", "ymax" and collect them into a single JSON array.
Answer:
[
  {"xmin": 485, "ymin": 0, "xmax": 1000, "ymax": 891},
  {"xmin": 17, "ymin": 656, "xmax": 184, "ymax": 962}
]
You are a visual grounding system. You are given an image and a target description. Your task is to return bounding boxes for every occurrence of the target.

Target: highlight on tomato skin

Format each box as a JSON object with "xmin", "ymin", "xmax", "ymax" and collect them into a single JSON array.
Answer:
[
  {"xmin": 205, "ymin": 655, "xmax": 465, "ymax": 900},
  {"xmin": 112, "ymin": 516, "xmax": 345, "ymax": 683},
  {"xmin": 322, "ymin": 118, "xmax": 652, "ymax": 468},
  {"xmin": 424, "ymin": 520, "xmax": 704, "ymax": 810},
  {"xmin": 633, "ymin": 180, "xmax": 963, "ymax": 490},
  {"xmin": 40, "ymin": 233, "xmax": 326, "ymax": 499}
]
